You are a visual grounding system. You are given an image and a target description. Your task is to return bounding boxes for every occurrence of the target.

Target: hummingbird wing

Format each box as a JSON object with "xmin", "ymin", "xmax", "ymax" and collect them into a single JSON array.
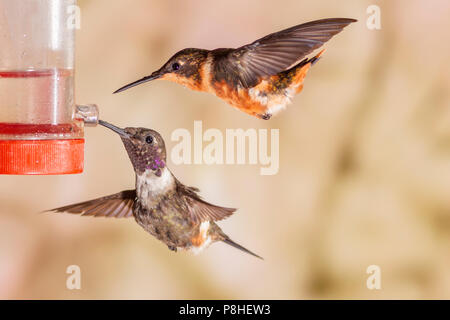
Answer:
[
  {"xmin": 215, "ymin": 18, "xmax": 356, "ymax": 88},
  {"xmin": 176, "ymin": 182, "xmax": 236, "ymax": 224},
  {"xmin": 46, "ymin": 190, "xmax": 136, "ymax": 218}
]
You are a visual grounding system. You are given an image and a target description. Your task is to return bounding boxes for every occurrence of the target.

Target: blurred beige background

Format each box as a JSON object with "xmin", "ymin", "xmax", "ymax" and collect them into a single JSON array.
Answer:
[{"xmin": 1, "ymin": 0, "xmax": 450, "ymax": 299}]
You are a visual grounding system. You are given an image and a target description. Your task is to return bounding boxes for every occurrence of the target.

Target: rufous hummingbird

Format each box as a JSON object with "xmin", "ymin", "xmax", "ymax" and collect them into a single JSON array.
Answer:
[
  {"xmin": 48, "ymin": 120, "xmax": 261, "ymax": 259},
  {"xmin": 114, "ymin": 18, "xmax": 356, "ymax": 120}
]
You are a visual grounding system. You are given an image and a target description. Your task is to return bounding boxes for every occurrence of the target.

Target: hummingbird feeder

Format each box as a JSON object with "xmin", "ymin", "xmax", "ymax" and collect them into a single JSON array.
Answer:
[{"xmin": 0, "ymin": 0, "xmax": 97, "ymax": 175}]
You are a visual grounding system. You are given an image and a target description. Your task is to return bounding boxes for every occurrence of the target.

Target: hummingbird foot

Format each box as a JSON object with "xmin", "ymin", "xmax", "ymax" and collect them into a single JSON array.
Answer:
[
  {"xmin": 259, "ymin": 113, "xmax": 272, "ymax": 120},
  {"xmin": 168, "ymin": 245, "xmax": 177, "ymax": 252}
]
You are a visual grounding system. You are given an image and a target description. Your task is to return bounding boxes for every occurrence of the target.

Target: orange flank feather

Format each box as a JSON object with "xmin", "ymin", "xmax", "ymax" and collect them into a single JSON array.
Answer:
[
  {"xmin": 209, "ymin": 49, "xmax": 325, "ymax": 118},
  {"xmin": 191, "ymin": 222, "xmax": 209, "ymax": 247},
  {"xmin": 212, "ymin": 81, "xmax": 267, "ymax": 117},
  {"xmin": 191, "ymin": 232, "xmax": 205, "ymax": 247}
]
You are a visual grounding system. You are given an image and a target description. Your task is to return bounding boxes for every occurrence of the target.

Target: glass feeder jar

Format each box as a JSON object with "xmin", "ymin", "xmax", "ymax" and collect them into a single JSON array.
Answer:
[{"xmin": 0, "ymin": 0, "xmax": 84, "ymax": 174}]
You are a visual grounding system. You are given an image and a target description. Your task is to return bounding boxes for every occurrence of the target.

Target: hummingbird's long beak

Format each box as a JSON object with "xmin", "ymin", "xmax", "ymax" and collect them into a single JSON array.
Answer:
[
  {"xmin": 98, "ymin": 120, "xmax": 130, "ymax": 138},
  {"xmin": 113, "ymin": 71, "xmax": 162, "ymax": 94}
]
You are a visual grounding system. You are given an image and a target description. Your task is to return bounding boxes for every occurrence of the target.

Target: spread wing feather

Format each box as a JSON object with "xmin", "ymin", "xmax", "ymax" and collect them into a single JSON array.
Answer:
[
  {"xmin": 176, "ymin": 181, "xmax": 236, "ymax": 224},
  {"xmin": 46, "ymin": 190, "xmax": 136, "ymax": 218},
  {"xmin": 215, "ymin": 18, "xmax": 356, "ymax": 88}
]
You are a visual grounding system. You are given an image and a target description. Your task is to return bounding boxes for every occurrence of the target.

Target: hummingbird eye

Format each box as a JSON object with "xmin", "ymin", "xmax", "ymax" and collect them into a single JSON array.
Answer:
[
  {"xmin": 145, "ymin": 135, "xmax": 154, "ymax": 144},
  {"xmin": 172, "ymin": 62, "xmax": 180, "ymax": 71}
]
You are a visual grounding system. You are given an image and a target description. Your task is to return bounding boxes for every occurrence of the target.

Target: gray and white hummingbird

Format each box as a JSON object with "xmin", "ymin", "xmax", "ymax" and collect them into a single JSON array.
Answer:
[{"xmin": 48, "ymin": 120, "xmax": 262, "ymax": 259}]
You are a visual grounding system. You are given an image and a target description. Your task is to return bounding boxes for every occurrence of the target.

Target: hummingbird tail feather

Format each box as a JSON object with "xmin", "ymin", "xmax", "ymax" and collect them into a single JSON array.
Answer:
[
  {"xmin": 287, "ymin": 49, "xmax": 327, "ymax": 95},
  {"xmin": 309, "ymin": 49, "xmax": 326, "ymax": 65},
  {"xmin": 222, "ymin": 238, "xmax": 263, "ymax": 260},
  {"xmin": 288, "ymin": 48, "xmax": 325, "ymax": 74}
]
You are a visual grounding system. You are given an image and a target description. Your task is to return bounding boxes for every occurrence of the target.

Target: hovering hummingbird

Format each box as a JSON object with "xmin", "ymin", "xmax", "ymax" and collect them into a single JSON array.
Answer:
[
  {"xmin": 48, "ymin": 120, "xmax": 261, "ymax": 259},
  {"xmin": 114, "ymin": 18, "xmax": 356, "ymax": 120}
]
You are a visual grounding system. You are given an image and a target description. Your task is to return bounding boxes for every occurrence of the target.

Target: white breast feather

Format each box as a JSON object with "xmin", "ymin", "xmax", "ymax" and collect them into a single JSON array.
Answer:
[
  {"xmin": 136, "ymin": 168, "xmax": 174, "ymax": 209},
  {"xmin": 248, "ymin": 88, "xmax": 268, "ymax": 106},
  {"xmin": 249, "ymin": 86, "xmax": 296, "ymax": 116}
]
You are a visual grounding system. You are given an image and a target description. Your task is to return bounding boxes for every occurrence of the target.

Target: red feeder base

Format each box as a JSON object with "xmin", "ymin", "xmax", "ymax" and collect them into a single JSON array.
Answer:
[{"xmin": 0, "ymin": 139, "xmax": 84, "ymax": 175}]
